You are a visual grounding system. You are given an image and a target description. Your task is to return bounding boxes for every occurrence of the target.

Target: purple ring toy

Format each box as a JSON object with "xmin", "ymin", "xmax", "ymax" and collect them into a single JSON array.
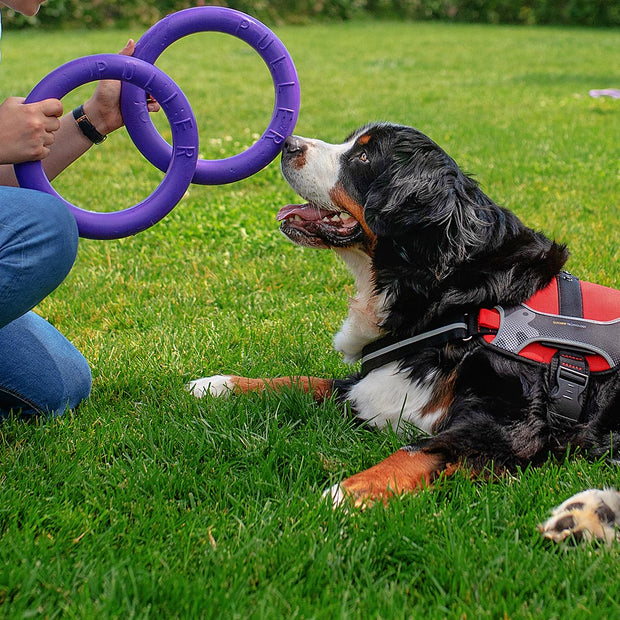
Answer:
[
  {"xmin": 121, "ymin": 6, "xmax": 300, "ymax": 185},
  {"xmin": 15, "ymin": 54, "xmax": 198, "ymax": 240}
]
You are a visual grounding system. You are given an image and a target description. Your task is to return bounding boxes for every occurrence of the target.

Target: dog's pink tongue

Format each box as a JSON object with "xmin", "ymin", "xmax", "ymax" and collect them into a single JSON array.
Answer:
[{"xmin": 277, "ymin": 204, "xmax": 331, "ymax": 222}]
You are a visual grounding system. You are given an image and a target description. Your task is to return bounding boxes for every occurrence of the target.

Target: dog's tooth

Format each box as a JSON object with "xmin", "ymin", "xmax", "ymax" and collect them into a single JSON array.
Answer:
[
  {"xmin": 293, "ymin": 214, "xmax": 302, "ymax": 221},
  {"xmin": 340, "ymin": 212, "xmax": 352, "ymax": 221}
]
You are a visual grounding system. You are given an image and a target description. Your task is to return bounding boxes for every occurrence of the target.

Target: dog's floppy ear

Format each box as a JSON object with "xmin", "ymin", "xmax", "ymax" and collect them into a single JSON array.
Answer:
[{"xmin": 363, "ymin": 130, "xmax": 494, "ymax": 268}]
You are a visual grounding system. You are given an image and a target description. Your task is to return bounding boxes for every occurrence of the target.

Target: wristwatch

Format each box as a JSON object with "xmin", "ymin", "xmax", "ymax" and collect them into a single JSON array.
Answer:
[{"xmin": 72, "ymin": 104, "xmax": 107, "ymax": 144}]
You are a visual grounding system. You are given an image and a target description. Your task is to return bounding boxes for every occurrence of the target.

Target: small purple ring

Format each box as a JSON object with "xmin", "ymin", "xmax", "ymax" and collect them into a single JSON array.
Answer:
[
  {"xmin": 121, "ymin": 6, "xmax": 300, "ymax": 185},
  {"xmin": 15, "ymin": 54, "xmax": 198, "ymax": 240}
]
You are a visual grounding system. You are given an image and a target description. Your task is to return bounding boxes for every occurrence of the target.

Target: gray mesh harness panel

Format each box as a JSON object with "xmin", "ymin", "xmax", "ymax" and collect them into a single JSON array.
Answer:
[{"xmin": 488, "ymin": 304, "xmax": 620, "ymax": 368}]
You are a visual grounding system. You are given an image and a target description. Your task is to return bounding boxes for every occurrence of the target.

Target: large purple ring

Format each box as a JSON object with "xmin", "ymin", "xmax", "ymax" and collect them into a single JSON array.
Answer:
[
  {"xmin": 15, "ymin": 53, "xmax": 198, "ymax": 240},
  {"xmin": 121, "ymin": 6, "xmax": 300, "ymax": 185}
]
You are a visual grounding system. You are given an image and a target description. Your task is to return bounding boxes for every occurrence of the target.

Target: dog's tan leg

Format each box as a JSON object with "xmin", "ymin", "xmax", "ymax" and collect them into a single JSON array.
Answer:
[
  {"xmin": 188, "ymin": 374, "xmax": 333, "ymax": 402},
  {"xmin": 229, "ymin": 376, "xmax": 333, "ymax": 401},
  {"xmin": 325, "ymin": 448, "xmax": 458, "ymax": 508}
]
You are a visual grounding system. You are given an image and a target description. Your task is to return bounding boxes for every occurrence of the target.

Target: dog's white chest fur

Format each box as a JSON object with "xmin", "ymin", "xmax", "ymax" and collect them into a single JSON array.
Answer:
[
  {"xmin": 347, "ymin": 363, "xmax": 442, "ymax": 434},
  {"xmin": 332, "ymin": 247, "xmax": 386, "ymax": 363},
  {"xmin": 330, "ymin": 247, "xmax": 443, "ymax": 435}
]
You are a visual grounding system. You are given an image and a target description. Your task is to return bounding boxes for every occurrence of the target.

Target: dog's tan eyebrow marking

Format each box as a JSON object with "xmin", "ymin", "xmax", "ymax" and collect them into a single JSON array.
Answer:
[{"xmin": 357, "ymin": 134, "xmax": 372, "ymax": 146}]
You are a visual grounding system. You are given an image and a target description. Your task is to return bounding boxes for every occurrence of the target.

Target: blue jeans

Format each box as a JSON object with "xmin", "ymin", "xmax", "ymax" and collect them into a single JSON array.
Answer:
[{"xmin": 0, "ymin": 186, "xmax": 91, "ymax": 418}]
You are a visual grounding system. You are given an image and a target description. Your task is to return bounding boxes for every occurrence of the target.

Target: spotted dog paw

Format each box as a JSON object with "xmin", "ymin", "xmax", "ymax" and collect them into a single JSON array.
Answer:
[
  {"xmin": 539, "ymin": 488, "xmax": 620, "ymax": 544},
  {"xmin": 186, "ymin": 375, "xmax": 235, "ymax": 398}
]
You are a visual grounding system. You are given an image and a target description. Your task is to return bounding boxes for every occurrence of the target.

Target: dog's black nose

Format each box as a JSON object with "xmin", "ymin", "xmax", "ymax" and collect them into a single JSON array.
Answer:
[{"xmin": 283, "ymin": 135, "xmax": 307, "ymax": 156}]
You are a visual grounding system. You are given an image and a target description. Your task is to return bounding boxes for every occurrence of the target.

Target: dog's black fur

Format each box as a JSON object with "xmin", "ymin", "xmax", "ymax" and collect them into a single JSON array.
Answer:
[
  {"xmin": 354, "ymin": 125, "xmax": 620, "ymax": 446},
  {"xmin": 330, "ymin": 124, "xmax": 618, "ymax": 473},
  {"xmin": 192, "ymin": 122, "xmax": 620, "ymax": 506}
]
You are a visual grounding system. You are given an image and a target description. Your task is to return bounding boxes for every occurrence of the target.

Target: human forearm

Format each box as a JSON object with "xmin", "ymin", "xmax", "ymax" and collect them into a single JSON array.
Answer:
[{"xmin": 37, "ymin": 109, "xmax": 96, "ymax": 181}]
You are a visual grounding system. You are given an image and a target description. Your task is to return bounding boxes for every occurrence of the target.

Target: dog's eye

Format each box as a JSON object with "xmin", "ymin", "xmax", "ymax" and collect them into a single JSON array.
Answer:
[{"xmin": 358, "ymin": 151, "xmax": 369, "ymax": 163}]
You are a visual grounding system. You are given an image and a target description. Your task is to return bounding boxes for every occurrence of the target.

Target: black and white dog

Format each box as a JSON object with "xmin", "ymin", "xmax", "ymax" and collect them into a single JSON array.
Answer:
[{"xmin": 190, "ymin": 123, "xmax": 620, "ymax": 543}]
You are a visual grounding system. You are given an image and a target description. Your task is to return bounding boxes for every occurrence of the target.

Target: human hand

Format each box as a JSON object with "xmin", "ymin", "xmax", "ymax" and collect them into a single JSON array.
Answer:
[
  {"xmin": 0, "ymin": 96, "xmax": 63, "ymax": 164},
  {"xmin": 82, "ymin": 39, "xmax": 160, "ymax": 136}
]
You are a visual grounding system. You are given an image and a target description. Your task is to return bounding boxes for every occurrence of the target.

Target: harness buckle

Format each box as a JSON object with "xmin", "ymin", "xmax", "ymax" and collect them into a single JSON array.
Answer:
[{"xmin": 548, "ymin": 351, "xmax": 590, "ymax": 425}]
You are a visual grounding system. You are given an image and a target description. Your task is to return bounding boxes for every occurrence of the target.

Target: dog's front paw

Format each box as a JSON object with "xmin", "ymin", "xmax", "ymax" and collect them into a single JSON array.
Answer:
[
  {"xmin": 539, "ymin": 488, "xmax": 620, "ymax": 544},
  {"xmin": 186, "ymin": 375, "xmax": 235, "ymax": 398},
  {"xmin": 322, "ymin": 484, "xmax": 348, "ymax": 509},
  {"xmin": 322, "ymin": 480, "xmax": 383, "ymax": 510}
]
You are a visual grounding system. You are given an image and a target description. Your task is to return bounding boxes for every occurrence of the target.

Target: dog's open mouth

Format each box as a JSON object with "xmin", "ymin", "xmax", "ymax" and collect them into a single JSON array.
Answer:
[{"xmin": 277, "ymin": 203, "xmax": 364, "ymax": 248}]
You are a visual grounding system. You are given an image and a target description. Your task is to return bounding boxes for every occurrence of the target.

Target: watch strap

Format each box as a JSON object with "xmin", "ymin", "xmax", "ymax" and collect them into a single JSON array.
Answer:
[{"xmin": 72, "ymin": 104, "xmax": 107, "ymax": 144}]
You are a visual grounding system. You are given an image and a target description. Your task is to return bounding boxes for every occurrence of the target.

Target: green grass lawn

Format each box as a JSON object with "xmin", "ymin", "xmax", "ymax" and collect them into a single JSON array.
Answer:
[{"xmin": 1, "ymin": 19, "xmax": 619, "ymax": 619}]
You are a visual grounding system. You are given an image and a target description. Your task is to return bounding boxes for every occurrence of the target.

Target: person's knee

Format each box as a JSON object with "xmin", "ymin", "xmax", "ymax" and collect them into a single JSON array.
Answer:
[
  {"xmin": 0, "ymin": 349, "xmax": 91, "ymax": 419},
  {"xmin": 0, "ymin": 312, "xmax": 92, "ymax": 419},
  {"xmin": 47, "ymin": 347, "xmax": 92, "ymax": 416}
]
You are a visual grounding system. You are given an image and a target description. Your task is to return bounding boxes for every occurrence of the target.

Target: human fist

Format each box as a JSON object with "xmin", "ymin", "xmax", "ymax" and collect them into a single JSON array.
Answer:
[{"xmin": 0, "ymin": 96, "xmax": 63, "ymax": 164}]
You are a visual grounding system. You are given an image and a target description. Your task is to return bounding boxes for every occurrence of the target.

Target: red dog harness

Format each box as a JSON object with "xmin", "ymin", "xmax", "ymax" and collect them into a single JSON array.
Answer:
[
  {"xmin": 477, "ymin": 273, "xmax": 620, "ymax": 370},
  {"xmin": 361, "ymin": 272, "xmax": 620, "ymax": 426}
]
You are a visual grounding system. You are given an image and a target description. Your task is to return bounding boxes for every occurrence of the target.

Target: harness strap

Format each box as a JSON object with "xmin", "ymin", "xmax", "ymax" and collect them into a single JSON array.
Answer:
[
  {"xmin": 548, "ymin": 272, "xmax": 589, "ymax": 426},
  {"xmin": 360, "ymin": 317, "xmax": 470, "ymax": 376},
  {"xmin": 557, "ymin": 271, "xmax": 583, "ymax": 317}
]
